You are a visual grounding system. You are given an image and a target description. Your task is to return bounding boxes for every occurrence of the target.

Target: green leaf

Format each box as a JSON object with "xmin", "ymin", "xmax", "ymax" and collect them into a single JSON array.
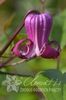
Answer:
[
  {"xmin": 42, "ymin": 69, "xmax": 62, "ymax": 82},
  {"xmin": 63, "ymin": 84, "xmax": 66, "ymax": 100},
  {"xmin": 33, "ymin": 69, "xmax": 66, "ymax": 100}
]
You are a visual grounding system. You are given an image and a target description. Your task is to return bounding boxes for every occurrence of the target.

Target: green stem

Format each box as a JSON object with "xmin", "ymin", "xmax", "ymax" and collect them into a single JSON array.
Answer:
[
  {"xmin": 61, "ymin": 82, "xmax": 64, "ymax": 100},
  {"xmin": 39, "ymin": 0, "xmax": 45, "ymax": 12},
  {"xmin": 57, "ymin": 55, "xmax": 60, "ymax": 70},
  {"xmin": 0, "ymin": 55, "xmax": 15, "ymax": 68}
]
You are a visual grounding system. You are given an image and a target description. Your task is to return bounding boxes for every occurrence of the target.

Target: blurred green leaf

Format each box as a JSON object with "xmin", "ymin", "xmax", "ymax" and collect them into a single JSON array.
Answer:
[
  {"xmin": 46, "ymin": 0, "xmax": 59, "ymax": 14},
  {"xmin": 16, "ymin": 93, "xmax": 39, "ymax": 100},
  {"xmin": 51, "ymin": 10, "xmax": 66, "ymax": 48},
  {"xmin": 46, "ymin": 0, "xmax": 66, "ymax": 15},
  {"xmin": 34, "ymin": 69, "xmax": 66, "ymax": 100}
]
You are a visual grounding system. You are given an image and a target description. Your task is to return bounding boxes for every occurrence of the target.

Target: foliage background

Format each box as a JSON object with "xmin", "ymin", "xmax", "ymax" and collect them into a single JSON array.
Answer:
[{"xmin": 0, "ymin": 0, "xmax": 66, "ymax": 100}]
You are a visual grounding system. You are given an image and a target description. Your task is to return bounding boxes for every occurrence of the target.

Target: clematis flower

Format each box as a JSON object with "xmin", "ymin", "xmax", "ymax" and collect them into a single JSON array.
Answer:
[{"xmin": 12, "ymin": 10, "xmax": 60, "ymax": 59}]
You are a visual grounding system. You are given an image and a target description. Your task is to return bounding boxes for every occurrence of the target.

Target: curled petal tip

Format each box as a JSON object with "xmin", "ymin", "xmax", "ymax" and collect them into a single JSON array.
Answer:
[{"xmin": 12, "ymin": 39, "xmax": 35, "ymax": 59}]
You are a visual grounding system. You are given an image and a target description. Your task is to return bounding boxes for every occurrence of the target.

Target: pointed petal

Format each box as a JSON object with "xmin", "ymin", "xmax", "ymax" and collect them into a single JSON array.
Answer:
[
  {"xmin": 41, "ymin": 45, "xmax": 59, "ymax": 59},
  {"xmin": 12, "ymin": 39, "xmax": 35, "ymax": 59},
  {"xmin": 41, "ymin": 43, "xmax": 60, "ymax": 59}
]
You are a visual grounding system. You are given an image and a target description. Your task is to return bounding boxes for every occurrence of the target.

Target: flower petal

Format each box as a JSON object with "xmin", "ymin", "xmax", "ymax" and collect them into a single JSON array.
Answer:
[
  {"xmin": 12, "ymin": 39, "xmax": 35, "ymax": 59},
  {"xmin": 41, "ymin": 41, "xmax": 60, "ymax": 59},
  {"xmin": 25, "ymin": 11, "xmax": 52, "ymax": 56}
]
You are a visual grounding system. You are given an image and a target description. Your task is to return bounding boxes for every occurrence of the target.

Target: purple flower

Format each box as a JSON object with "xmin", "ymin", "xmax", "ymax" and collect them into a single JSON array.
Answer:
[{"xmin": 12, "ymin": 10, "xmax": 60, "ymax": 59}]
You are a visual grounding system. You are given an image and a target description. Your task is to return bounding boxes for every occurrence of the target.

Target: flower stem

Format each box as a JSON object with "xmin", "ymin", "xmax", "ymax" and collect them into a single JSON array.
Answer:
[
  {"xmin": 0, "ymin": 56, "xmax": 35, "ymax": 68},
  {"xmin": 57, "ymin": 55, "xmax": 60, "ymax": 70},
  {"xmin": 0, "ymin": 55, "xmax": 15, "ymax": 68},
  {"xmin": 39, "ymin": 0, "xmax": 45, "ymax": 12}
]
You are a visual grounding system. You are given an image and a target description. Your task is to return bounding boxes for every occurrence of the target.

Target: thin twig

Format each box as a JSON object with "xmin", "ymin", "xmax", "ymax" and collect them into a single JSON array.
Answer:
[
  {"xmin": 40, "ymin": 0, "xmax": 45, "ymax": 12},
  {"xmin": 0, "ymin": 56, "xmax": 35, "ymax": 68},
  {"xmin": 9, "ymin": 59, "xmax": 26, "ymax": 66},
  {"xmin": 0, "ymin": 55, "xmax": 14, "ymax": 58},
  {"xmin": 0, "ymin": 55, "xmax": 15, "ymax": 68},
  {"xmin": 7, "ymin": 57, "xmax": 35, "ymax": 66}
]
